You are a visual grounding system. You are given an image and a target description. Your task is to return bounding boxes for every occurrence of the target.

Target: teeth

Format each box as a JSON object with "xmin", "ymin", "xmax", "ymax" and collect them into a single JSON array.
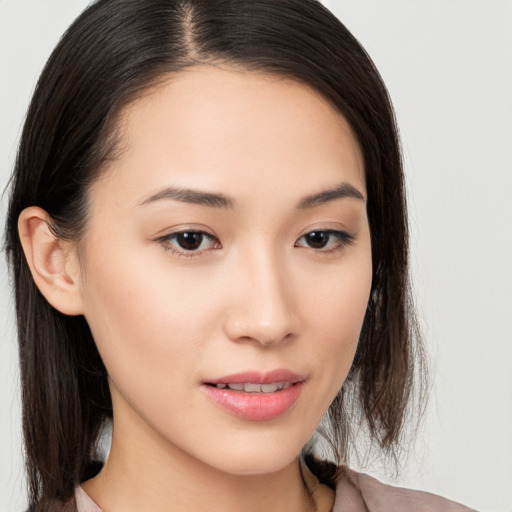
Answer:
[
  {"xmin": 214, "ymin": 382, "xmax": 291, "ymax": 393},
  {"xmin": 244, "ymin": 383, "xmax": 263, "ymax": 393}
]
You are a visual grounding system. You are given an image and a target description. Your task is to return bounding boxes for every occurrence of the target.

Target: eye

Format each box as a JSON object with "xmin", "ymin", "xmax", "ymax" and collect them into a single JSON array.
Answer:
[
  {"xmin": 295, "ymin": 229, "xmax": 354, "ymax": 252},
  {"xmin": 157, "ymin": 230, "xmax": 221, "ymax": 255}
]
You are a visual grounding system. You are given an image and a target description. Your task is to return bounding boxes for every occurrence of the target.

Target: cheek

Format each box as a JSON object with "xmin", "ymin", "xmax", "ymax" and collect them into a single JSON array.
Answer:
[
  {"xmin": 296, "ymin": 247, "xmax": 372, "ymax": 400},
  {"xmin": 79, "ymin": 250, "xmax": 205, "ymax": 387},
  {"xmin": 304, "ymin": 250, "xmax": 371, "ymax": 338}
]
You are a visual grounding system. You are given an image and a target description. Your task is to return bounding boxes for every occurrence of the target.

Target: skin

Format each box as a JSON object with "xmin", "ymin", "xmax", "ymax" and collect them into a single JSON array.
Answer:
[{"xmin": 19, "ymin": 66, "xmax": 372, "ymax": 512}]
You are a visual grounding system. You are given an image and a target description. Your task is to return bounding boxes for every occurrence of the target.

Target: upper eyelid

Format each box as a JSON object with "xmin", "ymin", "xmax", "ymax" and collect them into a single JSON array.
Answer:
[
  {"xmin": 156, "ymin": 227, "xmax": 353, "ymax": 240},
  {"xmin": 299, "ymin": 229, "xmax": 353, "ymax": 237},
  {"xmin": 297, "ymin": 228, "xmax": 354, "ymax": 241},
  {"xmin": 165, "ymin": 230, "xmax": 215, "ymax": 238},
  {"xmin": 158, "ymin": 230, "xmax": 219, "ymax": 243},
  {"xmin": 155, "ymin": 227, "xmax": 218, "ymax": 243}
]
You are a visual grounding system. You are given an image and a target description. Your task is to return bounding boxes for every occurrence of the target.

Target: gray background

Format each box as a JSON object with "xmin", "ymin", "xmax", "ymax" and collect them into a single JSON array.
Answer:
[{"xmin": 1, "ymin": 1, "xmax": 511, "ymax": 511}]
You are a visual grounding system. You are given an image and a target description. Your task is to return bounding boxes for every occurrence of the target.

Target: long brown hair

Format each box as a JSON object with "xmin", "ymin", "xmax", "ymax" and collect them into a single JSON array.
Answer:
[{"xmin": 5, "ymin": 0, "xmax": 426, "ymax": 508}]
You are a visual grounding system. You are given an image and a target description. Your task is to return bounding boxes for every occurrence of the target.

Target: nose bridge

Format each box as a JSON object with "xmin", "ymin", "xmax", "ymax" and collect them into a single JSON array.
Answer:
[{"xmin": 223, "ymin": 244, "xmax": 298, "ymax": 346}]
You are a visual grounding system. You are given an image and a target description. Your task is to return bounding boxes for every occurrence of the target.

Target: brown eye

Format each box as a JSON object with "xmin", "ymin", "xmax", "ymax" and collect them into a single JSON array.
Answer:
[
  {"xmin": 158, "ymin": 230, "xmax": 221, "ymax": 255},
  {"xmin": 295, "ymin": 230, "xmax": 354, "ymax": 252},
  {"xmin": 303, "ymin": 231, "xmax": 330, "ymax": 249},
  {"xmin": 175, "ymin": 232, "xmax": 204, "ymax": 251}
]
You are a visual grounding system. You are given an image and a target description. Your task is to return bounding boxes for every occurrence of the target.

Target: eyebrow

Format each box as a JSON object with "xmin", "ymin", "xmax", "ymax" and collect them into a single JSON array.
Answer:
[
  {"xmin": 297, "ymin": 182, "xmax": 365, "ymax": 209},
  {"xmin": 139, "ymin": 181, "xmax": 365, "ymax": 210},
  {"xmin": 139, "ymin": 186, "xmax": 234, "ymax": 209}
]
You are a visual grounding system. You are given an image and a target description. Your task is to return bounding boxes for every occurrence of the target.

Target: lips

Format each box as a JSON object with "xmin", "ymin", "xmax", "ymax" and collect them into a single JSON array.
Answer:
[
  {"xmin": 201, "ymin": 369, "xmax": 305, "ymax": 421},
  {"xmin": 205, "ymin": 369, "xmax": 305, "ymax": 386}
]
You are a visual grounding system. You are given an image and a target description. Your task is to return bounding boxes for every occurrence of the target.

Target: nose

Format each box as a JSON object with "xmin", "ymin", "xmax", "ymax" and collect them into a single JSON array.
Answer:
[{"xmin": 222, "ymin": 250, "xmax": 299, "ymax": 347}]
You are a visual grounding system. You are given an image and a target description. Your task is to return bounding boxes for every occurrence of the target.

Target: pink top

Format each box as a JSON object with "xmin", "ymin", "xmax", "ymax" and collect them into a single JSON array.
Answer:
[
  {"xmin": 332, "ymin": 466, "xmax": 477, "ymax": 511},
  {"xmin": 73, "ymin": 467, "xmax": 477, "ymax": 512}
]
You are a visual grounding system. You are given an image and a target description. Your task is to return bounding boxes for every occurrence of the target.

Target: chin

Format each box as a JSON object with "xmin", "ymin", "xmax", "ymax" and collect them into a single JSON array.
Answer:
[
  {"xmin": 215, "ymin": 453, "xmax": 298, "ymax": 476},
  {"xmin": 193, "ymin": 430, "xmax": 307, "ymax": 476}
]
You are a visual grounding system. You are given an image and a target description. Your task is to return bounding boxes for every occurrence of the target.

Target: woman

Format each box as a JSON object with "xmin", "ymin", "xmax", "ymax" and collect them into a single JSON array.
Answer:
[{"xmin": 4, "ymin": 1, "xmax": 476, "ymax": 511}]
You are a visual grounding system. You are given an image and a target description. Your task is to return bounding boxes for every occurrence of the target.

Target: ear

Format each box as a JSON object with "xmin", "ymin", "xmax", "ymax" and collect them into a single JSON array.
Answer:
[{"xmin": 18, "ymin": 206, "xmax": 84, "ymax": 316}]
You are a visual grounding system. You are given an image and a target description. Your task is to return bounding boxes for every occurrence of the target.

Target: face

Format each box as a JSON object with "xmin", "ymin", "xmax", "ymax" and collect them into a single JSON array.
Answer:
[{"xmin": 75, "ymin": 66, "xmax": 372, "ymax": 475}]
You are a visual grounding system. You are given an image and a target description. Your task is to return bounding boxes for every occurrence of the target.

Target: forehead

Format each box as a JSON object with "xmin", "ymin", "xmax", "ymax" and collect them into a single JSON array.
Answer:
[{"xmin": 92, "ymin": 65, "xmax": 365, "ymax": 207}]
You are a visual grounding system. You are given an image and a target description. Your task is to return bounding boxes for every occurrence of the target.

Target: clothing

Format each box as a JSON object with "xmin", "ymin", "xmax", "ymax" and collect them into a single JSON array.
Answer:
[
  {"xmin": 73, "ymin": 466, "xmax": 477, "ymax": 512},
  {"xmin": 330, "ymin": 466, "xmax": 477, "ymax": 512}
]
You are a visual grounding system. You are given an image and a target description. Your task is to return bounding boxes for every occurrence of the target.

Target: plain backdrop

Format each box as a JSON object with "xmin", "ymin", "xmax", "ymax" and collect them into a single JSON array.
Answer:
[{"xmin": 1, "ymin": 1, "xmax": 511, "ymax": 511}]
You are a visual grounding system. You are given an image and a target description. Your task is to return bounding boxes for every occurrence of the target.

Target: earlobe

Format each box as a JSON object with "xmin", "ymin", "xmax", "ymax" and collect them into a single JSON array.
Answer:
[{"xmin": 18, "ymin": 206, "xmax": 84, "ymax": 316}]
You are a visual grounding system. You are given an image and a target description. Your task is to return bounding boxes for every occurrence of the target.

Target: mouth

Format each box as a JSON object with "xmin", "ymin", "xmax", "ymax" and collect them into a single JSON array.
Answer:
[
  {"xmin": 201, "ymin": 370, "xmax": 305, "ymax": 421},
  {"xmin": 206, "ymin": 381, "xmax": 293, "ymax": 393}
]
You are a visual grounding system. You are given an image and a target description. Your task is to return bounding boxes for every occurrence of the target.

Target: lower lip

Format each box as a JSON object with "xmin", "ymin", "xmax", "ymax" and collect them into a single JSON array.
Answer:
[{"xmin": 202, "ymin": 383, "xmax": 303, "ymax": 421}]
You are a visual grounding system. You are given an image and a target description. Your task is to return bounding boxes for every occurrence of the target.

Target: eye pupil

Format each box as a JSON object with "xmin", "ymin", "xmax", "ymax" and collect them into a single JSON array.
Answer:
[
  {"xmin": 305, "ymin": 231, "xmax": 329, "ymax": 249},
  {"xmin": 176, "ymin": 232, "xmax": 203, "ymax": 250}
]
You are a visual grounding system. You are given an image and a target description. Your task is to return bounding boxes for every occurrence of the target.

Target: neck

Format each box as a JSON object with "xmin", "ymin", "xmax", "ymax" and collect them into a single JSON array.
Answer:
[{"xmin": 82, "ymin": 415, "xmax": 314, "ymax": 512}]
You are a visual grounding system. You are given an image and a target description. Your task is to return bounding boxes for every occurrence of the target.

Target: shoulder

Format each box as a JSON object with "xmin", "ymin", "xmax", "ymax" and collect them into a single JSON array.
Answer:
[
  {"xmin": 333, "ymin": 466, "xmax": 478, "ymax": 512},
  {"xmin": 26, "ymin": 498, "xmax": 77, "ymax": 512}
]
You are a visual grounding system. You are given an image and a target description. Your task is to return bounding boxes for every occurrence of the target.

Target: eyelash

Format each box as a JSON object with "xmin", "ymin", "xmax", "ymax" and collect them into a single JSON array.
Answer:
[{"xmin": 156, "ymin": 229, "xmax": 354, "ymax": 257}]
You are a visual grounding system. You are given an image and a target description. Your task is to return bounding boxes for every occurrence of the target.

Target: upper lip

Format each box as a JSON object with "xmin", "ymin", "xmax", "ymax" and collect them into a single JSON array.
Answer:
[{"xmin": 204, "ymin": 369, "xmax": 305, "ymax": 385}]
